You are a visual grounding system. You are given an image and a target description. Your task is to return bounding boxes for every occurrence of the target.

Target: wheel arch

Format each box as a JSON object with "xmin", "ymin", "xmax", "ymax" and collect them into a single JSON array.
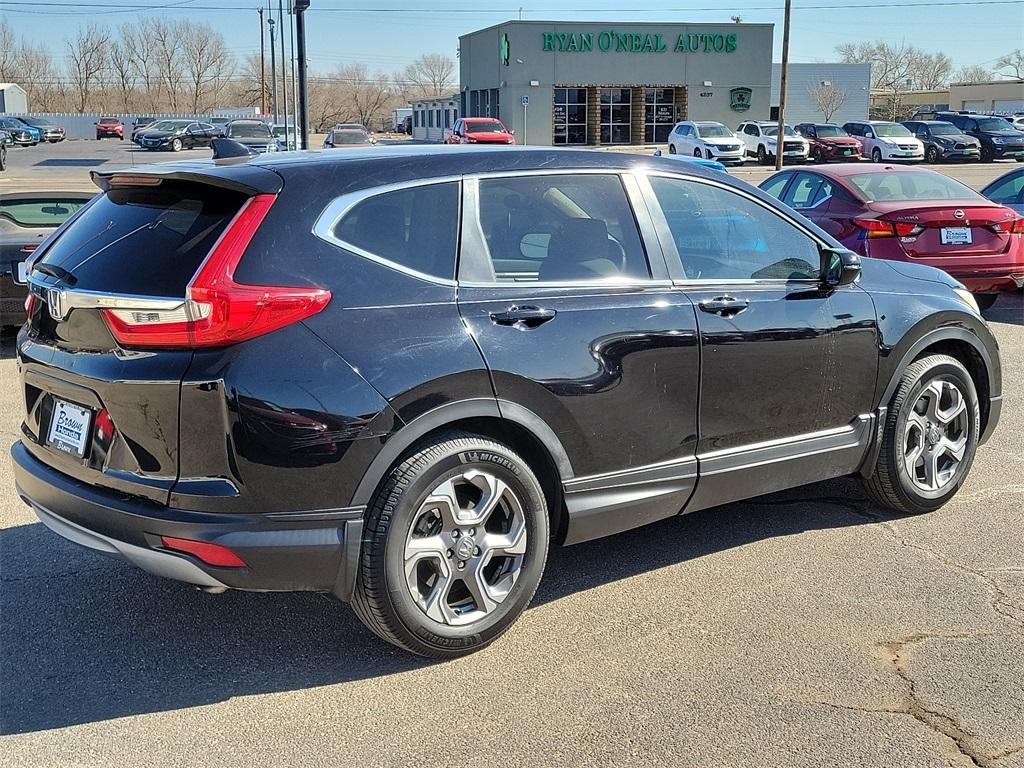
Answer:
[{"xmin": 351, "ymin": 398, "xmax": 573, "ymax": 542}]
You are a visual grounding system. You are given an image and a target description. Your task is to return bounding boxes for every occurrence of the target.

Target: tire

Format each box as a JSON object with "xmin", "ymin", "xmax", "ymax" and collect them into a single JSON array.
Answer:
[
  {"xmin": 861, "ymin": 354, "xmax": 980, "ymax": 514},
  {"xmin": 352, "ymin": 432, "xmax": 550, "ymax": 658},
  {"xmin": 925, "ymin": 145, "xmax": 940, "ymax": 164},
  {"xmin": 668, "ymin": 144, "xmax": 676, "ymax": 154},
  {"xmin": 872, "ymin": 147, "xmax": 882, "ymax": 163},
  {"xmin": 757, "ymin": 144, "xmax": 768, "ymax": 165},
  {"xmin": 694, "ymin": 147, "xmax": 702, "ymax": 158},
  {"xmin": 171, "ymin": 138, "xmax": 182, "ymax": 152},
  {"xmin": 974, "ymin": 293, "xmax": 998, "ymax": 311},
  {"xmin": 981, "ymin": 146, "xmax": 994, "ymax": 163},
  {"xmin": 0, "ymin": 149, "xmax": 5, "ymax": 172},
  {"xmin": 812, "ymin": 146, "xmax": 822, "ymax": 163}
]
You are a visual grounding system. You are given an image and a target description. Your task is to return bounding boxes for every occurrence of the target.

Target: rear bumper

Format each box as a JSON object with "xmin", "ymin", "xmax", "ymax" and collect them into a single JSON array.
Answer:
[
  {"xmin": 11, "ymin": 441, "xmax": 365, "ymax": 600},
  {"xmin": 954, "ymin": 272, "xmax": 1024, "ymax": 294},
  {"xmin": 1, "ymin": 276, "xmax": 27, "ymax": 326}
]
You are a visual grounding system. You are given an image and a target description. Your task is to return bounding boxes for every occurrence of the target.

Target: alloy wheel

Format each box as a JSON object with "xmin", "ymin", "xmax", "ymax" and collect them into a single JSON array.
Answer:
[
  {"xmin": 903, "ymin": 378, "xmax": 969, "ymax": 492},
  {"xmin": 403, "ymin": 470, "xmax": 528, "ymax": 626}
]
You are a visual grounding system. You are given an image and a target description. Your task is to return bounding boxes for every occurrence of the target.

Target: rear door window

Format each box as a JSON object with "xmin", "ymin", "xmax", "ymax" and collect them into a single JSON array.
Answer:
[
  {"xmin": 34, "ymin": 181, "xmax": 247, "ymax": 297},
  {"xmin": 332, "ymin": 181, "xmax": 459, "ymax": 280},
  {"xmin": 468, "ymin": 174, "xmax": 649, "ymax": 283}
]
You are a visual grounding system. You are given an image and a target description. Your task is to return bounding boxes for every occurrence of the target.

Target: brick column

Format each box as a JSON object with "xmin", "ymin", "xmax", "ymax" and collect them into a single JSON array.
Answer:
[
  {"xmin": 630, "ymin": 87, "xmax": 645, "ymax": 145},
  {"xmin": 674, "ymin": 86, "xmax": 688, "ymax": 121},
  {"xmin": 587, "ymin": 86, "xmax": 600, "ymax": 146}
]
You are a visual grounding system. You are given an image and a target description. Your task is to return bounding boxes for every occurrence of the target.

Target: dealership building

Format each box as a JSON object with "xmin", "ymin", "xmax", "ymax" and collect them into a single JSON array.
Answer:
[{"xmin": 455, "ymin": 20, "xmax": 774, "ymax": 146}]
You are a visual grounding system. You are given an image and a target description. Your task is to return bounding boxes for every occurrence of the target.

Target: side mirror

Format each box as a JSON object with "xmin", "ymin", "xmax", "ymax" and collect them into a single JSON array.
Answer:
[
  {"xmin": 510, "ymin": 129, "xmax": 516, "ymax": 136},
  {"xmin": 822, "ymin": 247, "xmax": 861, "ymax": 288}
]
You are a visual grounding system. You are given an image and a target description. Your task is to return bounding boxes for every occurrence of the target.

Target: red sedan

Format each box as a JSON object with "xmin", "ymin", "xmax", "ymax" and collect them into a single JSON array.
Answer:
[
  {"xmin": 760, "ymin": 164, "xmax": 1024, "ymax": 309},
  {"xmin": 444, "ymin": 117, "xmax": 515, "ymax": 145}
]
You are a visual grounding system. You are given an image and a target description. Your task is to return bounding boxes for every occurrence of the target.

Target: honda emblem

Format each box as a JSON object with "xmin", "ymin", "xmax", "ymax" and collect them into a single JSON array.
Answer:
[{"xmin": 46, "ymin": 287, "xmax": 67, "ymax": 321}]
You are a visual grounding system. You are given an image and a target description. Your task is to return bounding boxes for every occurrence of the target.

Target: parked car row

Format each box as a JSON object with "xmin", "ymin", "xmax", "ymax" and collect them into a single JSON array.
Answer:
[
  {"xmin": 665, "ymin": 115, "xmax": 1024, "ymax": 167},
  {"xmin": 0, "ymin": 116, "xmax": 66, "ymax": 146}
]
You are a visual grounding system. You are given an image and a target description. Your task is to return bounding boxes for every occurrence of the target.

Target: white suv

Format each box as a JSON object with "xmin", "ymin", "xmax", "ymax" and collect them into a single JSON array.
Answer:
[
  {"xmin": 667, "ymin": 121, "xmax": 746, "ymax": 165},
  {"xmin": 736, "ymin": 121, "xmax": 810, "ymax": 165},
  {"xmin": 843, "ymin": 121, "xmax": 924, "ymax": 163}
]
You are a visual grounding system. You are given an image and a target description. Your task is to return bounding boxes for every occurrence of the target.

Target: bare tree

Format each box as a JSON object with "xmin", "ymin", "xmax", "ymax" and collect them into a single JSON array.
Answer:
[
  {"xmin": 808, "ymin": 81, "xmax": 847, "ymax": 122},
  {"xmin": 995, "ymin": 49, "xmax": 1024, "ymax": 79},
  {"xmin": 66, "ymin": 23, "xmax": 110, "ymax": 113},
  {"xmin": 837, "ymin": 40, "xmax": 916, "ymax": 119},
  {"xmin": 144, "ymin": 19, "xmax": 185, "ymax": 111},
  {"xmin": 108, "ymin": 38, "xmax": 138, "ymax": 113},
  {"xmin": 121, "ymin": 22, "xmax": 161, "ymax": 113},
  {"xmin": 909, "ymin": 51, "xmax": 953, "ymax": 89},
  {"xmin": 952, "ymin": 64, "xmax": 994, "ymax": 84},
  {"xmin": 334, "ymin": 64, "xmax": 397, "ymax": 129},
  {"xmin": 234, "ymin": 53, "xmax": 271, "ymax": 110},
  {"xmin": 180, "ymin": 22, "xmax": 234, "ymax": 113},
  {"xmin": 399, "ymin": 54, "xmax": 456, "ymax": 100},
  {"xmin": 0, "ymin": 19, "xmax": 17, "ymax": 83}
]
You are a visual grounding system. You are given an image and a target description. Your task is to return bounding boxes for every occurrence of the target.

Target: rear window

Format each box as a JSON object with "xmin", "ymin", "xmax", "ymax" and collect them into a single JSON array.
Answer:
[
  {"xmin": 35, "ymin": 181, "xmax": 246, "ymax": 297},
  {"xmin": 0, "ymin": 198, "xmax": 90, "ymax": 227},
  {"xmin": 847, "ymin": 171, "xmax": 983, "ymax": 202}
]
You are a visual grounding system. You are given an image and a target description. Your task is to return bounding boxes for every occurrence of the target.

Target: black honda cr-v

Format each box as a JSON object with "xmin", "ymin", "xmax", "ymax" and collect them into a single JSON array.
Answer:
[{"xmin": 12, "ymin": 146, "xmax": 1002, "ymax": 657}]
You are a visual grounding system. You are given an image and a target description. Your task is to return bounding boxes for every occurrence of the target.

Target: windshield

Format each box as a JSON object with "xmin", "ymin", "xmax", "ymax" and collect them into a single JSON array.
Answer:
[
  {"xmin": 272, "ymin": 125, "xmax": 295, "ymax": 138},
  {"xmin": 98, "ymin": 119, "xmax": 120, "ymax": 125},
  {"xmin": 874, "ymin": 123, "xmax": 913, "ymax": 137},
  {"xmin": 928, "ymin": 123, "xmax": 960, "ymax": 136},
  {"xmin": 20, "ymin": 117, "xmax": 51, "ymax": 128},
  {"xmin": 848, "ymin": 171, "xmax": 983, "ymax": 202},
  {"xmin": 697, "ymin": 124, "xmax": 732, "ymax": 138},
  {"xmin": 152, "ymin": 120, "xmax": 190, "ymax": 131},
  {"xmin": 815, "ymin": 125, "xmax": 847, "ymax": 137},
  {"xmin": 464, "ymin": 121, "xmax": 508, "ymax": 134},
  {"xmin": 0, "ymin": 197, "xmax": 89, "ymax": 227},
  {"xmin": 763, "ymin": 125, "xmax": 797, "ymax": 137},
  {"xmin": 977, "ymin": 117, "xmax": 1016, "ymax": 132},
  {"xmin": 335, "ymin": 131, "xmax": 369, "ymax": 144},
  {"xmin": 228, "ymin": 123, "xmax": 273, "ymax": 138}
]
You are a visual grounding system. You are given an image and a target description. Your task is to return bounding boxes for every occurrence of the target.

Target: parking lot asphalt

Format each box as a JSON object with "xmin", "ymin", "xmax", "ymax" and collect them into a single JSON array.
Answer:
[
  {"xmin": 1, "ymin": 144, "xmax": 1023, "ymax": 767},
  {"xmin": 2, "ymin": 136, "xmax": 1018, "ymax": 193}
]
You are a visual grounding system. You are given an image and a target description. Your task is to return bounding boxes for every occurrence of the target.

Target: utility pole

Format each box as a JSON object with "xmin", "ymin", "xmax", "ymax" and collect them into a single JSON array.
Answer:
[
  {"xmin": 775, "ymin": 0, "xmax": 792, "ymax": 171},
  {"xmin": 295, "ymin": 0, "xmax": 310, "ymax": 149},
  {"xmin": 287, "ymin": 0, "xmax": 298, "ymax": 147},
  {"xmin": 267, "ymin": 5, "xmax": 278, "ymax": 123},
  {"xmin": 278, "ymin": 0, "xmax": 288, "ymax": 131},
  {"xmin": 258, "ymin": 7, "xmax": 266, "ymax": 115}
]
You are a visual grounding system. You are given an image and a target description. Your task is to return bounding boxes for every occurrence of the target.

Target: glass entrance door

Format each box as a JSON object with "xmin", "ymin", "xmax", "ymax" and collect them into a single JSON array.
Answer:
[
  {"xmin": 600, "ymin": 88, "xmax": 631, "ymax": 144},
  {"xmin": 645, "ymin": 88, "xmax": 676, "ymax": 143}
]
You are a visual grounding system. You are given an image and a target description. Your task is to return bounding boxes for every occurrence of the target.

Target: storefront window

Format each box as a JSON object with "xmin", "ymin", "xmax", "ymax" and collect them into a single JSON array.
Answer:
[
  {"xmin": 644, "ymin": 88, "xmax": 675, "ymax": 144},
  {"xmin": 553, "ymin": 87, "xmax": 587, "ymax": 145},
  {"xmin": 600, "ymin": 88, "xmax": 631, "ymax": 144}
]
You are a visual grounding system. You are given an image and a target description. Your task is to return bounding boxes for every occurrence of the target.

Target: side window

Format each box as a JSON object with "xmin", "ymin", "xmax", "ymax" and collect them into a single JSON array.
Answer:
[
  {"xmin": 783, "ymin": 173, "xmax": 823, "ymax": 208},
  {"xmin": 649, "ymin": 176, "xmax": 821, "ymax": 282},
  {"xmin": 985, "ymin": 172, "xmax": 1024, "ymax": 203},
  {"xmin": 744, "ymin": 124, "xmax": 757, "ymax": 136},
  {"xmin": 332, "ymin": 181, "xmax": 460, "ymax": 280},
  {"xmin": 760, "ymin": 173, "xmax": 791, "ymax": 200},
  {"xmin": 472, "ymin": 174, "xmax": 649, "ymax": 284}
]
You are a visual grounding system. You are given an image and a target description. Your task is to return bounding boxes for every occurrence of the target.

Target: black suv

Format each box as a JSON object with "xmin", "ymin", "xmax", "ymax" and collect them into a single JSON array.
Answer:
[
  {"xmin": 936, "ymin": 113, "xmax": 1024, "ymax": 162},
  {"xmin": 901, "ymin": 120, "xmax": 981, "ymax": 163},
  {"xmin": 12, "ymin": 148, "xmax": 1002, "ymax": 657}
]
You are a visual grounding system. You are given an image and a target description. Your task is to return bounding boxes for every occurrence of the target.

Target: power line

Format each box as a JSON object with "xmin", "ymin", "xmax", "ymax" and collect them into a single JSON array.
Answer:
[{"xmin": 4, "ymin": 0, "xmax": 1022, "ymax": 9}]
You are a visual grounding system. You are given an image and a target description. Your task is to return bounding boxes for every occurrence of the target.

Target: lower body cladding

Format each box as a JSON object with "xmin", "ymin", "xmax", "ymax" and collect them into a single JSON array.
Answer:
[{"xmin": 12, "ymin": 442, "xmax": 365, "ymax": 599}]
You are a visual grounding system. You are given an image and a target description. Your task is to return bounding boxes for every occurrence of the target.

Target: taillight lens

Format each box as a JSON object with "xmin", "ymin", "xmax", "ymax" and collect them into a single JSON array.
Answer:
[
  {"xmin": 1011, "ymin": 217, "xmax": 1024, "ymax": 235},
  {"xmin": 853, "ymin": 218, "xmax": 924, "ymax": 238},
  {"xmin": 100, "ymin": 194, "xmax": 331, "ymax": 348},
  {"xmin": 24, "ymin": 293, "xmax": 36, "ymax": 315}
]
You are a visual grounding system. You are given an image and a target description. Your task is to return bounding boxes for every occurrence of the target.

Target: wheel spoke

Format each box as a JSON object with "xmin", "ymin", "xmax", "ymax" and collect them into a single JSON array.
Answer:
[
  {"xmin": 921, "ymin": 447, "xmax": 941, "ymax": 491},
  {"xmin": 462, "ymin": 560, "xmax": 498, "ymax": 615},
  {"xmin": 421, "ymin": 566, "xmax": 457, "ymax": 624},
  {"xmin": 461, "ymin": 471, "xmax": 509, "ymax": 527},
  {"xmin": 483, "ymin": 522, "xmax": 527, "ymax": 558},
  {"xmin": 922, "ymin": 381, "xmax": 945, "ymax": 421},
  {"xmin": 404, "ymin": 534, "xmax": 448, "ymax": 560},
  {"xmin": 420, "ymin": 478, "xmax": 461, "ymax": 530},
  {"xmin": 940, "ymin": 434, "xmax": 968, "ymax": 462},
  {"xmin": 935, "ymin": 389, "xmax": 966, "ymax": 426}
]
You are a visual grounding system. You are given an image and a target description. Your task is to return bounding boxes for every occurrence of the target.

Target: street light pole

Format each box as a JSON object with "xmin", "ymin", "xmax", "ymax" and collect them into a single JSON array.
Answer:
[
  {"xmin": 258, "ymin": 7, "xmax": 266, "ymax": 115},
  {"xmin": 267, "ymin": 8, "xmax": 278, "ymax": 123},
  {"xmin": 278, "ymin": 0, "xmax": 288, "ymax": 132},
  {"xmin": 295, "ymin": 0, "xmax": 310, "ymax": 149},
  {"xmin": 775, "ymin": 0, "xmax": 792, "ymax": 171}
]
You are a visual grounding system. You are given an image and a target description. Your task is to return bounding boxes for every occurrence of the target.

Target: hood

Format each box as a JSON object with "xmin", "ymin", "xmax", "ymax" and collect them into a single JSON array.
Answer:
[
  {"xmin": 873, "ymin": 257, "xmax": 962, "ymax": 289},
  {"xmin": 464, "ymin": 130, "xmax": 513, "ymax": 142},
  {"xmin": 704, "ymin": 136, "xmax": 742, "ymax": 146},
  {"xmin": 818, "ymin": 136, "xmax": 861, "ymax": 146}
]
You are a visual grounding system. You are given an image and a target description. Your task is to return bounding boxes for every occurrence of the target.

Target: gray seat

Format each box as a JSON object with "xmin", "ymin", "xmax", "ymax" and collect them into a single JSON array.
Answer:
[{"xmin": 537, "ymin": 218, "xmax": 619, "ymax": 282}]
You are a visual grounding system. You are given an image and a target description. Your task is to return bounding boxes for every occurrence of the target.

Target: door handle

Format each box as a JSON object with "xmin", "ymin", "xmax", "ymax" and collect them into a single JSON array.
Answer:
[
  {"xmin": 698, "ymin": 296, "xmax": 750, "ymax": 316},
  {"xmin": 489, "ymin": 306, "xmax": 557, "ymax": 329}
]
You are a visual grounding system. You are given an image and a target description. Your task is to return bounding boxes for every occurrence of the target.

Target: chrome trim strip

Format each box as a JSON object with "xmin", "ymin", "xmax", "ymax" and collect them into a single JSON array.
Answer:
[
  {"xmin": 564, "ymin": 455, "xmax": 697, "ymax": 493},
  {"xmin": 311, "ymin": 176, "xmax": 463, "ymax": 287},
  {"xmin": 27, "ymin": 278, "xmax": 186, "ymax": 314},
  {"xmin": 698, "ymin": 416, "xmax": 871, "ymax": 476}
]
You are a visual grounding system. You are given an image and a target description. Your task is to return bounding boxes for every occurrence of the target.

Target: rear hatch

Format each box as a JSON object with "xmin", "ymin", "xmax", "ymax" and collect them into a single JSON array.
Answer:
[
  {"xmin": 873, "ymin": 201, "xmax": 1017, "ymax": 261},
  {"xmin": 18, "ymin": 166, "xmax": 283, "ymax": 505}
]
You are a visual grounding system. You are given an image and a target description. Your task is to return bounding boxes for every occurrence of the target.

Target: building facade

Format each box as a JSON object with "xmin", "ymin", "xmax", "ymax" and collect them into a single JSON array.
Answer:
[
  {"xmin": 0, "ymin": 83, "xmax": 29, "ymax": 114},
  {"xmin": 949, "ymin": 80, "xmax": 1024, "ymax": 114},
  {"xmin": 458, "ymin": 21, "xmax": 774, "ymax": 146},
  {"xmin": 770, "ymin": 63, "xmax": 870, "ymax": 125},
  {"xmin": 411, "ymin": 95, "xmax": 460, "ymax": 141}
]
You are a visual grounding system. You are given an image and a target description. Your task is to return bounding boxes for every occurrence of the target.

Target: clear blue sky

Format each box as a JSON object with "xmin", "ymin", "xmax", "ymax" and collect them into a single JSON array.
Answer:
[{"xmin": 3, "ymin": 0, "xmax": 1020, "ymax": 76}]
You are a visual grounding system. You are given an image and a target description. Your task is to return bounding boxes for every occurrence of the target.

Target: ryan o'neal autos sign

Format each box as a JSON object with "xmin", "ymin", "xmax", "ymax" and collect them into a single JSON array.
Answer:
[{"xmin": 542, "ymin": 30, "xmax": 738, "ymax": 54}]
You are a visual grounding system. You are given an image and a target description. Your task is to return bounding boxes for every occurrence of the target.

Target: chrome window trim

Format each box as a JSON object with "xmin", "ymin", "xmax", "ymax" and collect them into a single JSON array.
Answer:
[
  {"xmin": 458, "ymin": 169, "xmax": 670, "ymax": 289},
  {"xmin": 634, "ymin": 168, "xmax": 829, "ymax": 286},
  {"xmin": 311, "ymin": 176, "xmax": 463, "ymax": 287}
]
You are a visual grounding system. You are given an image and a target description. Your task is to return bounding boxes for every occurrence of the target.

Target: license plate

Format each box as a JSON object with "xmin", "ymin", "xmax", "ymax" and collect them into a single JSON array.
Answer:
[
  {"xmin": 46, "ymin": 399, "xmax": 93, "ymax": 458},
  {"xmin": 16, "ymin": 261, "xmax": 27, "ymax": 284},
  {"xmin": 784, "ymin": 150, "xmax": 802, "ymax": 156},
  {"xmin": 941, "ymin": 227, "xmax": 973, "ymax": 245},
  {"xmin": 842, "ymin": 149, "xmax": 853, "ymax": 155}
]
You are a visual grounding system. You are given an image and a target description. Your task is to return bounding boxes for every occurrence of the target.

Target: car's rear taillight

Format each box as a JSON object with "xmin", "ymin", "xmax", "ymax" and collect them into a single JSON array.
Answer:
[
  {"xmin": 100, "ymin": 194, "xmax": 331, "ymax": 348},
  {"xmin": 1010, "ymin": 217, "xmax": 1024, "ymax": 235},
  {"xmin": 24, "ymin": 293, "xmax": 36, "ymax": 315},
  {"xmin": 160, "ymin": 536, "xmax": 247, "ymax": 567},
  {"xmin": 853, "ymin": 219, "xmax": 924, "ymax": 238}
]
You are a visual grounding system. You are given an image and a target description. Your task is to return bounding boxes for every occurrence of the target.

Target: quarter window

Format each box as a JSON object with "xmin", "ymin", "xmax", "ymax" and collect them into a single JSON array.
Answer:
[
  {"xmin": 332, "ymin": 182, "xmax": 460, "ymax": 280},
  {"xmin": 760, "ymin": 174, "xmax": 791, "ymax": 200},
  {"xmin": 472, "ymin": 174, "xmax": 649, "ymax": 283},
  {"xmin": 985, "ymin": 172, "xmax": 1024, "ymax": 204},
  {"xmin": 649, "ymin": 176, "xmax": 821, "ymax": 281}
]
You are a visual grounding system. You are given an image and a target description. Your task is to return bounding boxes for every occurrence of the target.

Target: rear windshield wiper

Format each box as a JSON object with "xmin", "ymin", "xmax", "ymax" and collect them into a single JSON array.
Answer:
[{"xmin": 31, "ymin": 262, "xmax": 78, "ymax": 286}]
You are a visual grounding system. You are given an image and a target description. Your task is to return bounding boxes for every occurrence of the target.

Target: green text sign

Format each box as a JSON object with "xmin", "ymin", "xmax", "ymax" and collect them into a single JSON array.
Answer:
[{"xmin": 541, "ymin": 30, "xmax": 738, "ymax": 54}]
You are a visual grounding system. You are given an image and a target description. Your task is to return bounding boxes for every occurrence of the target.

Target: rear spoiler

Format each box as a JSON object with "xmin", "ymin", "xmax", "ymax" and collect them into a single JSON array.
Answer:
[{"xmin": 91, "ymin": 163, "xmax": 283, "ymax": 196}]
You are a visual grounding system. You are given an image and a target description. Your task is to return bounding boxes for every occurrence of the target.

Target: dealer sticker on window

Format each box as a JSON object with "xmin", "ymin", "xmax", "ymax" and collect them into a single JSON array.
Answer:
[
  {"xmin": 940, "ymin": 227, "xmax": 972, "ymax": 245},
  {"xmin": 46, "ymin": 398, "xmax": 93, "ymax": 458}
]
